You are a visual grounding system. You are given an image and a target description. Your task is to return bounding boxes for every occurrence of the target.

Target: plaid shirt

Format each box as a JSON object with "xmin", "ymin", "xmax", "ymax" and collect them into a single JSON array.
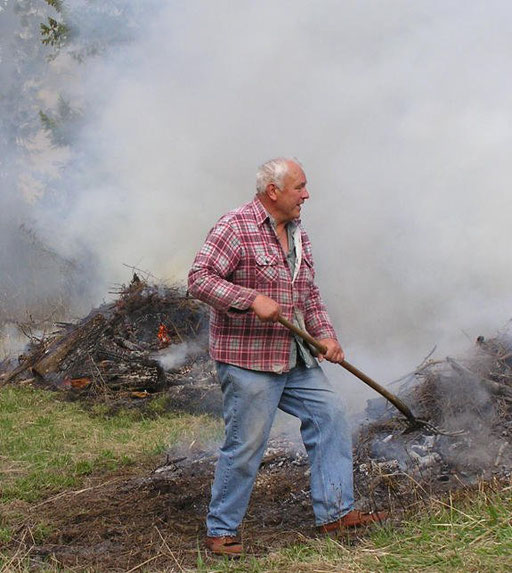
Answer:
[{"xmin": 188, "ymin": 197, "xmax": 338, "ymax": 373}]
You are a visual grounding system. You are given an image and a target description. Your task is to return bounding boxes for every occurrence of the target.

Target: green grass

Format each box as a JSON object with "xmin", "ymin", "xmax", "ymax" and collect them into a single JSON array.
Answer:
[{"xmin": 0, "ymin": 385, "xmax": 223, "ymax": 503}]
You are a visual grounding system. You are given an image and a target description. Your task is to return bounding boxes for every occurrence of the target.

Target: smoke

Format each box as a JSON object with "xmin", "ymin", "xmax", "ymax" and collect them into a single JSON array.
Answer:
[
  {"xmin": 359, "ymin": 332, "xmax": 512, "ymax": 478},
  {"xmin": 0, "ymin": 322, "xmax": 27, "ymax": 360},
  {"xmin": 2, "ymin": 1, "xmax": 512, "ymax": 397},
  {"xmin": 0, "ymin": 0, "xmax": 96, "ymax": 324},
  {"xmin": 155, "ymin": 341, "xmax": 203, "ymax": 372}
]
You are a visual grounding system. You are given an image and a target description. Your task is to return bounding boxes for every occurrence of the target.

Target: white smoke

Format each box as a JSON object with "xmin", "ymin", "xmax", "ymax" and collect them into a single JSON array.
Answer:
[
  {"xmin": 3, "ymin": 1, "xmax": 512, "ymax": 400},
  {"xmin": 155, "ymin": 341, "xmax": 203, "ymax": 372}
]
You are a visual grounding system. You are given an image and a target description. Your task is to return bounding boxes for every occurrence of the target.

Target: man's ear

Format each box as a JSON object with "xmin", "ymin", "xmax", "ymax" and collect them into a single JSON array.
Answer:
[{"xmin": 266, "ymin": 183, "xmax": 278, "ymax": 202}]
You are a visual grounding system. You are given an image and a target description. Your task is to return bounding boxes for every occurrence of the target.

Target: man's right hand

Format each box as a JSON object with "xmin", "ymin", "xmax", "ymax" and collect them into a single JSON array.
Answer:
[{"xmin": 251, "ymin": 294, "xmax": 281, "ymax": 322}]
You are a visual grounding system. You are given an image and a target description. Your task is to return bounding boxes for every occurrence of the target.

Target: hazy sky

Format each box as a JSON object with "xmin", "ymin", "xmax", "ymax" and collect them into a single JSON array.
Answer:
[{"xmin": 3, "ymin": 1, "xmax": 512, "ymax": 392}]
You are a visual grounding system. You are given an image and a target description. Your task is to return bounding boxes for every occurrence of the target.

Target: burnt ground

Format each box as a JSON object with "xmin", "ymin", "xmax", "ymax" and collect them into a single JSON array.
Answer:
[
  {"xmin": 1, "ymin": 442, "xmax": 411, "ymax": 572},
  {"xmin": 5, "ymin": 427, "xmax": 508, "ymax": 573},
  {"xmin": 5, "ymin": 440, "xmax": 321, "ymax": 571}
]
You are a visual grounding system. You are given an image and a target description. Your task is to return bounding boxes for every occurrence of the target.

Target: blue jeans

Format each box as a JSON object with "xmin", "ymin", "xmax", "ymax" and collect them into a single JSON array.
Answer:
[{"xmin": 207, "ymin": 362, "xmax": 354, "ymax": 536}]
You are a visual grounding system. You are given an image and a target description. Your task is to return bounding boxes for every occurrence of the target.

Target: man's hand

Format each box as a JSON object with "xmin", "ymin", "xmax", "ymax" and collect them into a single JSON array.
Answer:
[
  {"xmin": 251, "ymin": 294, "xmax": 281, "ymax": 322},
  {"xmin": 317, "ymin": 338, "xmax": 345, "ymax": 364}
]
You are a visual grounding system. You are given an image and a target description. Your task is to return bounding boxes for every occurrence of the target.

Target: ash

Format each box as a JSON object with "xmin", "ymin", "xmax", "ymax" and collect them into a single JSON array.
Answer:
[{"xmin": 352, "ymin": 329, "xmax": 512, "ymax": 510}]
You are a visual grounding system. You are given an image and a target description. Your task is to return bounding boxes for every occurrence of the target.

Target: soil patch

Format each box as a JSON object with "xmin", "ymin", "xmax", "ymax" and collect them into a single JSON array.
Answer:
[{"xmin": 6, "ymin": 439, "xmax": 318, "ymax": 571}]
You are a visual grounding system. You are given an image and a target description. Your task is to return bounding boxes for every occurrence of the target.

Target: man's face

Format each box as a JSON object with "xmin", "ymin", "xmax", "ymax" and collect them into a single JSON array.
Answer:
[{"xmin": 274, "ymin": 162, "xmax": 310, "ymax": 222}]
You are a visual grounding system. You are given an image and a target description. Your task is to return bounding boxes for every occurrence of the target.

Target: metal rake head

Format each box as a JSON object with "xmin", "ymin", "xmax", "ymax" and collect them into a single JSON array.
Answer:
[{"xmin": 402, "ymin": 417, "xmax": 466, "ymax": 437}]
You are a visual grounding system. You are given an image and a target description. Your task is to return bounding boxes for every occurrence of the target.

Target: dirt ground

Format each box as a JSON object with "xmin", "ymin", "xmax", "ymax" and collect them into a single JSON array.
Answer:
[
  {"xmin": 6, "ymin": 446, "xmax": 318, "ymax": 571},
  {"xmin": 6, "ymin": 428, "xmax": 487, "ymax": 572}
]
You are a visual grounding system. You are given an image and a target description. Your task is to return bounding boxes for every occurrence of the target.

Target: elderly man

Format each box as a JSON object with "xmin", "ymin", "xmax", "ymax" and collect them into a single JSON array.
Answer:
[{"xmin": 188, "ymin": 158, "xmax": 385, "ymax": 556}]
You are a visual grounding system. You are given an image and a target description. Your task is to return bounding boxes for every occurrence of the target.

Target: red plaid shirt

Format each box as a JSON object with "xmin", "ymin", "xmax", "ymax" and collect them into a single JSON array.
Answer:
[{"xmin": 188, "ymin": 197, "xmax": 338, "ymax": 373}]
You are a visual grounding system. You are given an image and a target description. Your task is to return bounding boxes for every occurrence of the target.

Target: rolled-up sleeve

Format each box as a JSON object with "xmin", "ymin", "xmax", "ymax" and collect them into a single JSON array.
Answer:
[{"xmin": 188, "ymin": 222, "xmax": 258, "ymax": 313}]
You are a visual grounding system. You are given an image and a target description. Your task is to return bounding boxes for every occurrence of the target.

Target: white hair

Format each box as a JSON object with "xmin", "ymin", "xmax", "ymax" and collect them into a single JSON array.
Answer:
[{"xmin": 255, "ymin": 157, "xmax": 302, "ymax": 195}]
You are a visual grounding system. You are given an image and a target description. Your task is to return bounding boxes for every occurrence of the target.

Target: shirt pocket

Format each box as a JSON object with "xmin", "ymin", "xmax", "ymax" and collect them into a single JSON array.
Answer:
[{"xmin": 255, "ymin": 252, "xmax": 280, "ymax": 284}]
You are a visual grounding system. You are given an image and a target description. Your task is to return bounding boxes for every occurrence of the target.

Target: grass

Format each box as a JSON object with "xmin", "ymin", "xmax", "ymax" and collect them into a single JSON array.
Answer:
[
  {"xmin": 0, "ymin": 385, "xmax": 223, "ymax": 504},
  {"xmin": 359, "ymin": 487, "xmax": 512, "ymax": 572},
  {"xmin": 197, "ymin": 483, "xmax": 511, "ymax": 572}
]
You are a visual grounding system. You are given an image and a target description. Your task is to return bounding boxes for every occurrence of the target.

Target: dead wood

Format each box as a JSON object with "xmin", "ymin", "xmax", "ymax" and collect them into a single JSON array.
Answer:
[
  {"xmin": 447, "ymin": 356, "xmax": 512, "ymax": 400},
  {"xmin": 32, "ymin": 314, "xmax": 107, "ymax": 377},
  {"xmin": 1, "ymin": 276, "xmax": 216, "ymax": 412}
]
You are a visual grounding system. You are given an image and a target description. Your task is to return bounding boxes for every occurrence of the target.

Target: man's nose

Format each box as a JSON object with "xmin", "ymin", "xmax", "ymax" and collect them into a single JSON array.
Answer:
[{"xmin": 302, "ymin": 187, "xmax": 310, "ymax": 199}]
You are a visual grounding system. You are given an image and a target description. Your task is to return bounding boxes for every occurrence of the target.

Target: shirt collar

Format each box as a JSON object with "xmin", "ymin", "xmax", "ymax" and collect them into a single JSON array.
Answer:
[{"xmin": 252, "ymin": 196, "xmax": 270, "ymax": 227}]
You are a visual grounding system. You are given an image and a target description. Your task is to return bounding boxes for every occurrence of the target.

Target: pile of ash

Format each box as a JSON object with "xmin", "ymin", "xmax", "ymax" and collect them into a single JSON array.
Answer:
[
  {"xmin": 352, "ymin": 328, "xmax": 512, "ymax": 509},
  {"xmin": 0, "ymin": 275, "xmax": 222, "ymax": 415}
]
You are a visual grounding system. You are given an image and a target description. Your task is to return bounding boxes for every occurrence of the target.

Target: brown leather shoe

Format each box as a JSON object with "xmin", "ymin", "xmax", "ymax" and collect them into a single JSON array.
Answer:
[
  {"xmin": 205, "ymin": 536, "xmax": 243, "ymax": 557},
  {"xmin": 318, "ymin": 509, "xmax": 389, "ymax": 533}
]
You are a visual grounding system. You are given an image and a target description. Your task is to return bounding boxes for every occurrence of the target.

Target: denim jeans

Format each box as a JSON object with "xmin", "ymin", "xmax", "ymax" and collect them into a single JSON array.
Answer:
[{"xmin": 207, "ymin": 361, "xmax": 354, "ymax": 536}]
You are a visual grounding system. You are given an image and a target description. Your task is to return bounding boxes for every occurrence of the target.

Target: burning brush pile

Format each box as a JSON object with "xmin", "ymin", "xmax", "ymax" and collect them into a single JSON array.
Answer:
[
  {"xmin": 0, "ymin": 275, "xmax": 222, "ymax": 415},
  {"xmin": 353, "ymin": 330, "xmax": 512, "ymax": 509}
]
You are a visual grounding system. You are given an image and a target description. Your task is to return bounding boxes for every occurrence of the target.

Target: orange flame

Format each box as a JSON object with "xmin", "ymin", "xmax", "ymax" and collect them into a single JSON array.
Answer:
[{"xmin": 157, "ymin": 324, "xmax": 170, "ymax": 347}]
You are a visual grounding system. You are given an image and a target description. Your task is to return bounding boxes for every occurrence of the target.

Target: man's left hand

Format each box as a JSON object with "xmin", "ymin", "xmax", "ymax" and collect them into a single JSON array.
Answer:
[{"xmin": 317, "ymin": 338, "xmax": 345, "ymax": 364}]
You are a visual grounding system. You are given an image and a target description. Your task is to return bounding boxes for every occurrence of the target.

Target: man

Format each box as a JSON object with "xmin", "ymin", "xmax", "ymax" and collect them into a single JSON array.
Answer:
[{"xmin": 188, "ymin": 158, "xmax": 386, "ymax": 556}]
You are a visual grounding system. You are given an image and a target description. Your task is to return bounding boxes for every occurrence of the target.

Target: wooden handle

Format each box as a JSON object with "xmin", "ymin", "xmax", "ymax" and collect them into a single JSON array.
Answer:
[
  {"xmin": 278, "ymin": 316, "xmax": 327, "ymax": 355},
  {"xmin": 278, "ymin": 315, "xmax": 417, "ymax": 422}
]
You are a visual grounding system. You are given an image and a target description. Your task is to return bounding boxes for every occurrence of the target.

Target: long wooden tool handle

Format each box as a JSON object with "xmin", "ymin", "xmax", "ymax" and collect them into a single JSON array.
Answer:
[
  {"xmin": 278, "ymin": 316, "xmax": 416, "ymax": 422},
  {"xmin": 278, "ymin": 315, "xmax": 328, "ymax": 354}
]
